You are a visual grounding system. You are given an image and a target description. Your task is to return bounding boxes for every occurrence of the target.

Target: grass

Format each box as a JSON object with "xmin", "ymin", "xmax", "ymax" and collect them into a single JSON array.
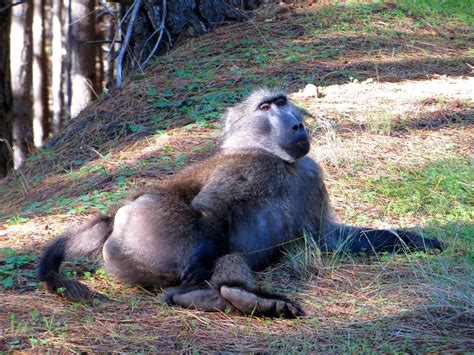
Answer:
[
  {"xmin": 396, "ymin": 0, "xmax": 474, "ymax": 25},
  {"xmin": 365, "ymin": 158, "xmax": 473, "ymax": 221},
  {"xmin": 0, "ymin": 0, "xmax": 473, "ymax": 352}
]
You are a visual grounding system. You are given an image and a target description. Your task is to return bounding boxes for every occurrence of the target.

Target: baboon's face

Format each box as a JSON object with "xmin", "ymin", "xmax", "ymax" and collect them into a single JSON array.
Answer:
[
  {"xmin": 254, "ymin": 94, "xmax": 310, "ymax": 160},
  {"xmin": 221, "ymin": 89, "xmax": 310, "ymax": 162}
]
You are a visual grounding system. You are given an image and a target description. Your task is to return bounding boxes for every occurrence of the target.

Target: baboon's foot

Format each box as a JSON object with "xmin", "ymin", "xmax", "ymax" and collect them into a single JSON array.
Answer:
[
  {"xmin": 220, "ymin": 285, "xmax": 304, "ymax": 318},
  {"xmin": 170, "ymin": 288, "xmax": 236, "ymax": 313}
]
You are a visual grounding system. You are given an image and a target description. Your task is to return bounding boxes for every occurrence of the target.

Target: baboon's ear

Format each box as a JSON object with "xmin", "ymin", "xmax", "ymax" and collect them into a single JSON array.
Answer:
[{"xmin": 222, "ymin": 106, "xmax": 240, "ymax": 134}]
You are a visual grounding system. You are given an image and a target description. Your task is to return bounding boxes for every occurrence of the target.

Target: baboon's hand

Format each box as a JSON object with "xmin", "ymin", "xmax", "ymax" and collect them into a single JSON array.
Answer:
[
  {"xmin": 181, "ymin": 239, "xmax": 218, "ymax": 286},
  {"xmin": 180, "ymin": 261, "xmax": 211, "ymax": 286},
  {"xmin": 220, "ymin": 285, "xmax": 304, "ymax": 318}
]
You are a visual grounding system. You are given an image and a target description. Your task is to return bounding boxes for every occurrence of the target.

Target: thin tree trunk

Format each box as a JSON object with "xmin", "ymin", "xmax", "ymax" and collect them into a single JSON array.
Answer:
[
  {"xmin": 62, "ymin": 0, "xmax": 72, "ymax": 122},
  {"xmin": 52, "ymin": 0, "xmax": 64, "ymax": 133},
  {"xmin": 10, "ymin": 0, "xmax": 34, "ymax": 168},
  {"xmin": 95, "ymin": 15, "xmax": 104, "ymax": 94},
  {"xmin": 103, "ymin": 2, "xmax": 118, "ymax": 89},
  {"xmin": 0, "ymin": 7, "xmax": 13, "ymax": 177},
  {"xmin": 70, "ymin": 0, "xmax": 97, "ymax": 117},
  {"xmin": 33, "ymin": 0, "xmax": 50, "ymax": 147}
]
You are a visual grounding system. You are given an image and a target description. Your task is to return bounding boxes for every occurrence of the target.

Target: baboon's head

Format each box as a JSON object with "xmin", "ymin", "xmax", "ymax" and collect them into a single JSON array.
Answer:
[{"xmin": 221, "ymin": 88, "xmax": 310, "ymax": 162}]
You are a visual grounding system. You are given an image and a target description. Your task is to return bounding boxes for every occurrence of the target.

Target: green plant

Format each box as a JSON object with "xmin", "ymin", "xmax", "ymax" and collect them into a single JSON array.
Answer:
[
  {"xmin": 0, "ymin": 248, "xmax": 37, "ymax": 288},
  {"xmin": 6, "ymin": 215, "xmax": 30, "ymax": 224}
]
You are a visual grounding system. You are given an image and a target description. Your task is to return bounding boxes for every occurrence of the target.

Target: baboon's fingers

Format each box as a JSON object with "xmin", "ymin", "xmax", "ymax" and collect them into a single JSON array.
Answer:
[
  {"xmin": 172, "ymin": 289, "xmax": 234, "ymax": 312},
  {"xmin": 180, "ymin": 262, "xmax": 211, "ymax": 286},
  {"xmin": 220, "ymin": 285, "xmax": 304, "ymax": 318}
]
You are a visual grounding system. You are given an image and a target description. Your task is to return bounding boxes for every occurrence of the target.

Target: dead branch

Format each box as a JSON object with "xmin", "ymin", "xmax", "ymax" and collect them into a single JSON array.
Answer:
[
  {"xmin": 107, "ymin": 1, "xmax": 134, "ymax": 59},
  {"xmin": 84, "ymin": 40, "xmax": 122, "ymax": 44},
  {"xmin": 98, "ymin": 0, "xmax": 115, "ymax": 17},
  {"xmin": 116, "ymin": 0, "xmax": 142, "ymax": 88}
]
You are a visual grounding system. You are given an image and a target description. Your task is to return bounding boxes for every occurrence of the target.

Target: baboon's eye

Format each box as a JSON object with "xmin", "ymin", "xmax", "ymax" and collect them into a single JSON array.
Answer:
[
  {"xmin": 275, "ymin": 98, "xmax": 287, "ymax": 107},
  {"xmin": 259, "ymin": 103, "xmax": 271, "ymax": 112}
]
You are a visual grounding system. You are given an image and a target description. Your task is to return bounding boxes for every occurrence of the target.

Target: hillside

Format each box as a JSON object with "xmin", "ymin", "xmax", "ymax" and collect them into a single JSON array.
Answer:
[{"xmin": 1, "ymin": 1, "xmax": 473, "ymax": 352}]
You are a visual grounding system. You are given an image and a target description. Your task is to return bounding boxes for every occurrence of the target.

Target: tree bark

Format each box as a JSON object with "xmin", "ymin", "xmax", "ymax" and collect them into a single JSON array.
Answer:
[
  {"xmin": 0, "ymin": 7, "xmax": 13, "ymax": 177},
  {"xmin": 70, "ymin": 0, "xmax": 98, "ymax": 117},
  {"xmin": 10, "ymin": 0, "xmax": 34, "ymax": 168},
  {"xmin": 33, "ymin": 0, "xmax": 50, "ymax": 147}
]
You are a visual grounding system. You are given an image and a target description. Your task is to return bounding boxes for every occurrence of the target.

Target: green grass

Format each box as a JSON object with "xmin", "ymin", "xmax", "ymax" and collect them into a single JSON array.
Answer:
[
  {"xmin": 364, "ymin": 158, "xmax": 473, "ymax": 222},
  {"xmin": 396, "ymin": 0, "xmax": 474, "ymax": 25}
]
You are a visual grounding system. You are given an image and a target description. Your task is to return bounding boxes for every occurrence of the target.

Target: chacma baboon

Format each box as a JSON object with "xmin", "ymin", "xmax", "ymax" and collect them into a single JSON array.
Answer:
[{"xmin": 39, "ymin": 88, "xmax": 444, "ymax": 318}]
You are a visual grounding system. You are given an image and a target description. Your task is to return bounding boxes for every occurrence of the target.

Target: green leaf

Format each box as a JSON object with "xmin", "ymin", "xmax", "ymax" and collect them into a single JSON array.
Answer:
[{"xmin": 1, "ymin": 277, "xmax": 14, "ymax": 288}]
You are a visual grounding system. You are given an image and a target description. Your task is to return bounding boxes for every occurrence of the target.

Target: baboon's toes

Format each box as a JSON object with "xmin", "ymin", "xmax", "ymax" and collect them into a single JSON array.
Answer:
[{"xmin": 220, "ymin": 286, "xmax": 304, "ymax": 318}]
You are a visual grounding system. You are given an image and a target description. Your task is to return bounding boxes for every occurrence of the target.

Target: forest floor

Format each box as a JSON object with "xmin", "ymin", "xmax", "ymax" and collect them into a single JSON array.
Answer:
[{"xmin": 1, "ymin": 1, "xmax": 473, "ymax": 352}]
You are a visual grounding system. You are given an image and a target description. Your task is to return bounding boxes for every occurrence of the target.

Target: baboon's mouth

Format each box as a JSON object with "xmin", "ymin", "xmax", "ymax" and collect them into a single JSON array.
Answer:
[{"xmin": 290, "ymin": 138, "xmax": 310, "ymax": 158}]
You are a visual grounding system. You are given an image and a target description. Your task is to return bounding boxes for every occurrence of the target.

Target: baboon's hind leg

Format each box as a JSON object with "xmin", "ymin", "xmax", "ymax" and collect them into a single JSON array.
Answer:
[{"xmin": 171, "ymin": 253, "xmax": 304, "ymax": 318}]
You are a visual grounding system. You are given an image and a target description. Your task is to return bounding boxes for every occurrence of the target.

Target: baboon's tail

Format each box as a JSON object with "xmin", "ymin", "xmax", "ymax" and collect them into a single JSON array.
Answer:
[
  {"xmin": 320, "ymin": 224, "xmax": 445, "ymax": 254},
  {"xmin": 38, "ymin": 215, "xmax": 113, "ymax": 302}
]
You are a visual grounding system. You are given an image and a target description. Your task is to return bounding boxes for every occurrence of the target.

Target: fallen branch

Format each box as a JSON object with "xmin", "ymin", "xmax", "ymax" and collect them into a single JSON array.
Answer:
[{"xmin": 116, "ymin": 0, "xmax": 143, "ymax": 88}]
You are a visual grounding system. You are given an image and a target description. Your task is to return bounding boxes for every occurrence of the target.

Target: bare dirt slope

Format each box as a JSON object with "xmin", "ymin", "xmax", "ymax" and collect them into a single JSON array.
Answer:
[{"xmin": 1, "ymin": 2, "xmax": 472, "ymax": 352}]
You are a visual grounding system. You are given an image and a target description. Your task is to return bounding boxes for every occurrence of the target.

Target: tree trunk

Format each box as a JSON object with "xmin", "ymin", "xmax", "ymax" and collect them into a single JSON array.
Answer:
[
  {"xmin": 116, "ymin": 0, "xmax": 259, "ymax": 75},
  {"xmin": 95, "ymin": 10, "xmax": 105, "ymax": 94},
  {"xmin": 0, "ymin": 7, "xmax": 13, "ymax": 177},
  {"xmin": 10, "ymin": 0, "xmax": 34, "ymax": 168},
  {"xmin": 103, "ymin": 2, "xmax": 118, "ymax": 89},
  {"xmin": 70, "ymin": 0, "xmax": 97, "ymax": 117},
  {"xmin": 52, "ymin": 0, "xmax": 64, "ymax": 133},
  {"xmin": 62, "ymin": 0, "xmax": 72, "ymax": 122},
  {"xmin": 33, "ymin": 0, "xmax": 50, "ymax": 147}
]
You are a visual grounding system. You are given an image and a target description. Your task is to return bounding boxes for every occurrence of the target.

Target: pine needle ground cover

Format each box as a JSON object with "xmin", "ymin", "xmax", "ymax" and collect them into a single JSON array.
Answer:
[{"xmin": 0, "ymin": 1, "xmax": 472, "ymax": 352}]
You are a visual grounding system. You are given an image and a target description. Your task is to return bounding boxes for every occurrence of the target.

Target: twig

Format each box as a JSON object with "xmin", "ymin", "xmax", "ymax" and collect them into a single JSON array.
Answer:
[
  {"xmin": 142, "ymin": 0, "xmax": 167, "ymax": 66},
  {"xmin": 138, "ymin": 26, "xmax": 161, "ymax": 62},
  {"xmin": 143, "ymin": 0, "xmax": 160, "ymax": 31},
  {"xmin": 68, "ymin": 8, "xmax": 98, "ymax": 26},
  {"xmin": 99, "ymin": 0, "xmax": 115, "ymax": 17},
  {"xmin": 116, "ymin": 0, "xmax": 143, "ymax": 88},
  {"xmin": 0, "ymin": 0, "xmax": 26, "ymax": 14},
  {"xmin": 137, "ymin": 0, "xmax": 163, "ymax": 62},
  {"xmin": 84, "ymin": 40, "xmax": 122, "ymax": 44},
  {"xmin": 107, "ymin": 2, "xmax": 134, "ymax": 58}
]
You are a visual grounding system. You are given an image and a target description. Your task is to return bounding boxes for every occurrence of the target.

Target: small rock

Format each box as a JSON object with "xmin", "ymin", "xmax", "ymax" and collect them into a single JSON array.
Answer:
[
  {"xmin": 302, "ymin": 84, "xmax": 318, "ymax": 97},
  {"xmin": 256, "ymin": 2, "xmax": 292, "ymax": 22}
]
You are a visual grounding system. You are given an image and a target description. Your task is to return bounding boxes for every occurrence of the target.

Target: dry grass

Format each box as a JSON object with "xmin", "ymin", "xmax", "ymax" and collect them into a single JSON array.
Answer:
[{"xmin": 1, "ymin": 1, "xmax": 473, "ymax": 352}]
